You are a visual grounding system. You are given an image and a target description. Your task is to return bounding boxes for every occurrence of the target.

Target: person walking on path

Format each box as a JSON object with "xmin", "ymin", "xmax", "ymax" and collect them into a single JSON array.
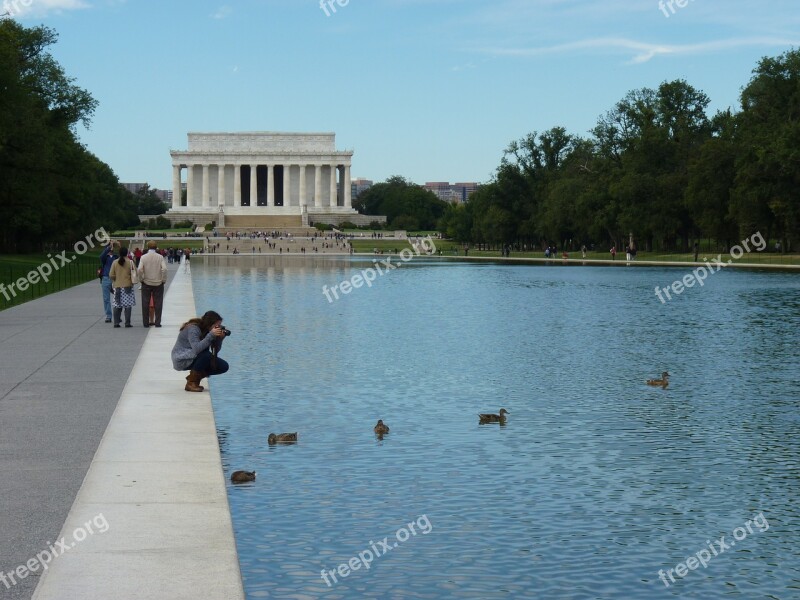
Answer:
[
  {"xmin": 138, "ymin": 240, "xmax": 167, "ymax": 328},
  {"xmin": 99, "ymin": 240, "xmax": 120, "ymax": 323},
  {"xmin": 610, "ymin": 244, "xmax": 617, "ymax": 261},
  {"xmin": 109, "ymin": 247, "xmax": 136, "ymax": 328}
]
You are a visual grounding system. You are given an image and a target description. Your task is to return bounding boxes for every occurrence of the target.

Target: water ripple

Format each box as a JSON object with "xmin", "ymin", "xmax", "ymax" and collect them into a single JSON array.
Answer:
[{"xmin": 192, "ymin": 258, "xmax": 800, "ymax": 599}]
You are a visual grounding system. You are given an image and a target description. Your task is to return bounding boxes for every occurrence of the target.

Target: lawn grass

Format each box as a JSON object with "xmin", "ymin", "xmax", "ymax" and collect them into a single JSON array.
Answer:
[{"xmin": 0, "ymin": 253, "xmax": 100, "ymax": 310}]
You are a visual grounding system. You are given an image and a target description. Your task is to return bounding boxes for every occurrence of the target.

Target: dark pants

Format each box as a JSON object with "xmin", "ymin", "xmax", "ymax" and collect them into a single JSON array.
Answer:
[
  {"xmin": 141, "ymin": 283, "xmax": 164, "ymax": 327},
  {"xmin": 113, "ymin": 307, "xmax": 132, "ymax": 326},
  {"xmin": 190, "ymin": 350, "xmax": 229, "ymax": 376}
]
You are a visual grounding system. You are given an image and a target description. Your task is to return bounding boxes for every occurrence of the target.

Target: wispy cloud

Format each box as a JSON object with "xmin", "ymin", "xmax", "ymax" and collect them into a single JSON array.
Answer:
[
  {"xmin": 212, "ymin": 5, "xmax": 232, "ymax": 19},
  {"xmin": 4, "ymin": 0, "xmax": 89, "ymax": 18},
  {"xmin": 480, "ymin": 36, "xmax": 800, "ymax": 64}
]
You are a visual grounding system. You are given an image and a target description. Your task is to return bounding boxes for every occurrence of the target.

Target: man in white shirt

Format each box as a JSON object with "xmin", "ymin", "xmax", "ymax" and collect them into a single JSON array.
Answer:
[{"xmin": 137, "ymin": 240, "xmax": 168, "ymax": 328}]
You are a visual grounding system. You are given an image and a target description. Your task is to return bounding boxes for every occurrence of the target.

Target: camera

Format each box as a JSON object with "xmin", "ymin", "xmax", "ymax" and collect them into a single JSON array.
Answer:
[{"xmin": 221, "ymin": 326, "xmax": 232, "ymax": 337}]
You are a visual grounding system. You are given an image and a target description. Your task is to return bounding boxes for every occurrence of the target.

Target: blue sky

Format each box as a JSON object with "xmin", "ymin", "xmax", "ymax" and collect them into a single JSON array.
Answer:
[{"xmin": 7, "ymin": 0, "xmax": 800, "ymax": 189}]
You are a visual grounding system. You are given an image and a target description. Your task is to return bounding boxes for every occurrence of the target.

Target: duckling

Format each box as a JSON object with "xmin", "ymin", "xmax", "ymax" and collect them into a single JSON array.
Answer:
[
  {"xmin": 268, "ymin": 432, "xmax": 298, "ymax": 445},
  {"xmin": 374, "ymin": 420, "xmax": 390, "ymax": 435},
  {"xmin": 479, "ymin": 408, "xmax": 509, "ymax": 424},
  {"xmin": 646, "ymin": 372, "xmax": 670, "ymax": 388},
  {"xmin": 230, "ymin": 470, "xmax": 256, "ymax": 484}
]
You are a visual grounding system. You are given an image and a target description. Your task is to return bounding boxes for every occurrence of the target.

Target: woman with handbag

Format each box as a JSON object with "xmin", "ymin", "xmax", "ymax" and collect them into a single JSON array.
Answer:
[{"xmin": 109, "ymin": 247, "xmax": 137, "ymax": 328}]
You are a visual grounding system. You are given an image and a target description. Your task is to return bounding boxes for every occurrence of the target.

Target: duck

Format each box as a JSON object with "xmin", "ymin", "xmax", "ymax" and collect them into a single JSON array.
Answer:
[
  {"xmin": 646, "ymin": 372, "xmax": 670, "ymax": 388},
  {"xmin": 479, "ymin": 408, "xmax": 509, "ymax": 424},
  {"xmin": 374, "ymin": 420, "xmax": 390, "ymax": 435},
  {"xmin": 230, "ymin": 470, "xmax": 256, "ymax": 484},
  {"xmin": 268, "ymin": 432, "xmax": 298, "ymax": 445}
]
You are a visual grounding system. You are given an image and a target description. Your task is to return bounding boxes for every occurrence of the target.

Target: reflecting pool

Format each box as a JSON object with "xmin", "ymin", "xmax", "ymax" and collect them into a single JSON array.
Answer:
[{"xmin": 192, "ymin": 256, "xmax": 800, "ymax": 599}]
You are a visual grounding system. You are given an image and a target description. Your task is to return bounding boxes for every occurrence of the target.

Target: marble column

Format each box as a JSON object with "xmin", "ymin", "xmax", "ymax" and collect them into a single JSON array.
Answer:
[
  {"xmin": 314, "ymin": 164, "xmax": 322, "ymax": 207},
  {"xmin": 187, "ymin": 164, "xmax": 195, "ymax": 207},
  {"xmin": 267, "ymin": 164, "xmax": 275, "ymax": 207},
  {"xmin": 202, "ymin": 164, "xmax": 210, "ymax": 207},
  {"xmin": 217, "ymin": 164, "xmax": 225, "ymax": 206},
  {"xmin": 343, "ymin": 164, "xmax": 352, "ymax": 208},
  {"xmin": 284, "ymin": 164, "xmax": 292, "ymax": 206},
  {"xmin": 234, "ymin": 164, "xmax": 241, "ymax": 207},
  {"xmin": 172, "ymin": 165, "xmax": 181, "ymax": 209},
  {"xmin": 299, "ymin": 164, "xmax": 307, "ymax": 207},
  {"xmin": 250, "ymin": 164, "xmax": 258, "ymax": 206},
  {"xmin": 329, "ymin": 164, "xmax": 338, "ymax": 207}
]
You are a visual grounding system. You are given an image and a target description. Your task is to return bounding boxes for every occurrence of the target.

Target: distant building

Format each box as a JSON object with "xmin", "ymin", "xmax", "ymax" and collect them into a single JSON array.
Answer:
[
  {"xmin": 452, "ymin": 182, "xmax": 480, "ymax": 203},
  {"xmin": 122, "ymin": 183, "xmax": 172, "ymax": 206},
  {"xmin": 155, "ymin": 189, "xmax": 172, "ymax": 205},
  {"xmin": 424, "ymin": 181, "xmax": 480, "ymax": 203},
  {"xmin": 167, "ymin": 131, "xmax": 360, "ymax": 228},
  {"xmin": 351, "ymin": 178, "xmax": 373, "ymax": 199},
  {"xmin": 121, "ymin": 182, "xmax": 148, "ymax": 194}
]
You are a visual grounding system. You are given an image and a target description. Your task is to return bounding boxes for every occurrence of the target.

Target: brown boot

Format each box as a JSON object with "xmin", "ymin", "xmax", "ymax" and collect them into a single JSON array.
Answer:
[{"xmin": 185, "ymin": 370, "xmax": 205, "ymax": 392}]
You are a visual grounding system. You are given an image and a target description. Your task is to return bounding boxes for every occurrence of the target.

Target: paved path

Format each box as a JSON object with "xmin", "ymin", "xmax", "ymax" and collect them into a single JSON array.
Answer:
[
  {"xmin": 0, "ymin": 273, "xmax": 160, "ymax": 599},
  {"xmin": 1, "ymin": 267, "xmax": 244, "ymax": 599}
]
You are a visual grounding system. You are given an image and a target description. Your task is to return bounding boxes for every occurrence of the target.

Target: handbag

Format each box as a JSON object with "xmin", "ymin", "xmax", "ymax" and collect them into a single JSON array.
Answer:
[
  {"xmin": 97, "ymin": 255, "xmax": 106, "ymax": 280},
  {"xmin": 130, "ymin": 260, "xmax": 139, "ymax": 284}
]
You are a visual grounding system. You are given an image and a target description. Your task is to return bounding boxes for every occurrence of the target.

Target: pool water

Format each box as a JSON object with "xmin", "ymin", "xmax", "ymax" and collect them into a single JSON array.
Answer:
[{"xmin": 192, "ymin": 256, "xmax": 800, "ymax": 599}]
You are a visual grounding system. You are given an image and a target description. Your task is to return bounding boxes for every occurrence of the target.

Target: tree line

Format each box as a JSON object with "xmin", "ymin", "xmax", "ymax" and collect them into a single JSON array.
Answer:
[
  {"xmin": 0, "ymin": 21, "xmax": 161, "ymax": 252},
  {"xmin": 438, "ymin": 49, "xmax": 800, "ymax": 253}
]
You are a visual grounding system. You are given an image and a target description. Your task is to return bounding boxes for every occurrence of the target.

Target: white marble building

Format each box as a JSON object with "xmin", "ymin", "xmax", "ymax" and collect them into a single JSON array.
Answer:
[{"xmin": 168, "ymin": 132, "xmax": 359, "ymax": 227}]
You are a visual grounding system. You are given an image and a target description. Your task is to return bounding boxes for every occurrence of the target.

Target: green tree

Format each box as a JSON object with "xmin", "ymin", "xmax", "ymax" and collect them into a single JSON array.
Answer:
[
  {"xmin": 0, "ymin": 21, "xmax": 131, "ymax": 252},
  {"xmin": 355, "ymin": 176, "xmax": 447, "ymax": 230},
  {"xmin": 732, "ymin": 49, "xmax": 800, "ymax": 250}
]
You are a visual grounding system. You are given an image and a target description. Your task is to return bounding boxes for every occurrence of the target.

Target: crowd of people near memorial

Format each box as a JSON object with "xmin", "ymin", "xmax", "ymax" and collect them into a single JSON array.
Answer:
[{"xmin": 205, "ymin": 234, "xmax": 353, "ymax": 255}]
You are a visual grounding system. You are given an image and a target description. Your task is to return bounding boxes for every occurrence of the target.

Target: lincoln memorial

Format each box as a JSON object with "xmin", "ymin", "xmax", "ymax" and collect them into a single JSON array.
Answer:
[{"xmin": 167, "ymin": 132, "xmax": 363, "ymax": 228}]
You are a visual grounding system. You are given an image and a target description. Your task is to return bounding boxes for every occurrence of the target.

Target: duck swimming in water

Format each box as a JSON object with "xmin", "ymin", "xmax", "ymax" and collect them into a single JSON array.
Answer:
[
  {"xmin": 479, "ymin": 408, "xmax": 509, "ymax": 424},
  {"xmin": 374, "ymin": 420, "xmax": 390, "ymax": 435},
  {"xmin": 268, "ymin": 432, "xmax": 298, "ymax": 445},
  {"xmin": 646, "ymin": 372, "xmax": 670, "ymax": 388},
  {"xmin": 231, "ymin": 470, "xmax": 256, "ymax": 484}
]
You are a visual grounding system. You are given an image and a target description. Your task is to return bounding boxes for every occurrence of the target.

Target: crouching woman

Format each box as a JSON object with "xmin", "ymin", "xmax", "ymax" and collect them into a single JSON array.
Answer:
[{"xmin": 171, "ymin": 310, "xmax": 229, "ymax": 392}]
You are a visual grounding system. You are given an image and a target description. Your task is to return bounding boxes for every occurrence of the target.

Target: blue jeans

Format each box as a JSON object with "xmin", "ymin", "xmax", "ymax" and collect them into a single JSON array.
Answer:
[
  {"xmin": 190, "ymin": 350, "xmax": 229, "ymax": 376},
  {"xmin": 101, "ymin": 276, "xmax": 113, "ymax": 319}
]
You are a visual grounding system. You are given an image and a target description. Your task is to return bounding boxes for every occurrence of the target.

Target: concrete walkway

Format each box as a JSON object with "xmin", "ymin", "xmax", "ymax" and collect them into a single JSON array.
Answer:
[
  {"xmin": 0, "ymin": 274, "xmax": 158, "ymax": 599},
  {"xmin": 29, "ymin": 266, "xmax": 243, "ymax": 600},
  {"xmin": 0, "ymin": 267, "xmax": 244, "ymax": 599}
]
